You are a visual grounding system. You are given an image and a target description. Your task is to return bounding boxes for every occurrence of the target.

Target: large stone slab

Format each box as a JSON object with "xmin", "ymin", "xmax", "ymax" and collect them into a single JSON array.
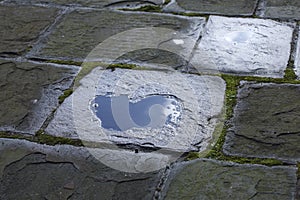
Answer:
[
  {"xmin": 29, "ymin": 9, "xmax": 205, "ymax": 64},
  {"xmin": 160, "ymin": 159, "xmax": 297, "ymax": 199},
  {"xmin": 262, "ymin": 0, "xmax": 300, "ymax": 20},
  {"xmin": 0, "ymin": 4, "xmax": 59, "ymax": 57},
  {"xmin": 0, "ymin": 59, "xmax": 78, "ymax": 134},
  {"xmin": 190, "ymin": 16, "xmax": 294, "ymax": 78},
  {"xmin": 223, "ymin": 82, "xmax": 300, "ymax": 162},
  {"xmin": 165, "ymin": 0, "xmax": 257, "ymax": 16},
  {"xmin": 46, "ymin": 68, "xmax": 225, "ymax": 154},
  {"xmin": 6, "ymin": 0, "xmax": 163, "ymax": 9},
  {"xmin": 0, "ymin": 138, "xmax": 163, "ymax": 199}
]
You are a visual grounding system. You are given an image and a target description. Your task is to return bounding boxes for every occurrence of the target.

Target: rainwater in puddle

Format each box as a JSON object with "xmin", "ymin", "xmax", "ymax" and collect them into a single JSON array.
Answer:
[
  {"xmin": 91, "ymin": 95, "xmax": 182, "ymax": 131},
  {"xmin": 224, "ymin": 31, "xmax": 253, "ymax": 44}
]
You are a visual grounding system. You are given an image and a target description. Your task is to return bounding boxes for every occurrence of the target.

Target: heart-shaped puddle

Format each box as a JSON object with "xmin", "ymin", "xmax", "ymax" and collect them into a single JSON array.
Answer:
[{"xmin": 90, "ymin": 94, "xmax": 182, "ymax": 131}]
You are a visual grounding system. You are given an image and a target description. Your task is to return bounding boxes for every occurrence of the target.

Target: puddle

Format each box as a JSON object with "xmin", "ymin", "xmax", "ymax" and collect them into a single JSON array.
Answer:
[
  {"xmin": 90, "ymin": 94, "xmax": 182, "ymax": 131},
  {"xmin": 224, "ymin": 31, "xmax": 253, "ymax": 44}
]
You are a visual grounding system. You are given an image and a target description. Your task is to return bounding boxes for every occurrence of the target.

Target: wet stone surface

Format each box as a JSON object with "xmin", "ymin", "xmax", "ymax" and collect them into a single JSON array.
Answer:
[
  {"xmin": 30, "ymin": 9, "xmax": 205, "ymax": 63},
  {"xmin": 46, "ymin": 68, "xmax": 226, "ymax": 153},
  {"xmin": 0, "ymin": 138, "xmax": 163, "ymax": 200},
  {"xmin": 190, "ymin": 16, "xmax": 294, "ymax": 78},
  {"xmin": 160, "ymin": 159, "xmax": 297, "ymax": 199},
  {"xmin": 0, "ymin": 59, "xmax": 78, "ymax": 134},
  {"xmin": 0, "ymin": 4, "xmax": 59, "ymax": 57},
  {"xmin": 295, "ymin": 29, "xmax": 300, "ymax": 79},
  {"xmin": 6, "ymin": 0, "xmax": 163, "ymax": 9},
  {"xmin": 223, "ymin": 82, "xmax": 300, "ymax": 162},
  {"xmin": 168, "ymin": 0, "xmax": 258, "ymax": 16},
  {"xmin": 262, "ymin": 0, "xmax": 300, "ymax": 20},
  {"xmin": 114, "ymin": 48, "xmax": 192, "ymax": 71}
]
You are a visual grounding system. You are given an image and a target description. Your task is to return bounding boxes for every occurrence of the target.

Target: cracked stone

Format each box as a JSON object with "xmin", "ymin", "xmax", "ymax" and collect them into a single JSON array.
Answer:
[
  {"xmin": 0, "ymin": 4, "xmax": 59, "ymax": 57},
  {"xmin": 167, "ymin": 0, "xmax": 257, "ymax": 16},
  {"xmin": 0, "ymin": 59, "xmax": 78, "ymax": 134},
  {"xmin": 262, "ymin": 0, "xmax": 300, "ymax": 20},
  {"xmin": 46, "ymin": 68, "xmax": 226, "ymax": 153},
  {"xmin": 160, "ymin": 159, "xmax": 297, "ymax": 199},
  {"xmin": 0, "ymin": 138, "xmax": 163, "ymax": 200},
  {"xmin": 223, "ymin": 82, "xmax": 300, "ymax": 162},
  {"xmin": 29, "ymin": 9, "xmax": 205, "ymax": 63},
  {"xmin": 6, "ymin": 0, "xmax": 163, "ymax": 9},
  {"xmin": 190, "ymin": 16, "xmax": 294, "ymax": 78}
]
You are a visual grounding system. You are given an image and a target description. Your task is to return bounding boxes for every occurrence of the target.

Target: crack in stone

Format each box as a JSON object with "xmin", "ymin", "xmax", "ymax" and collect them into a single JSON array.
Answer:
[
  {"xmin": 276, "ymin": 131, "xmax": 300, "ymax": 137},
  {"xmin": 104, "ymin": 0, "xmax": 157, "ymax": 8},
  {"xmin": 234, "ymin": 133, "xmax": 283, "ymax": 146}
]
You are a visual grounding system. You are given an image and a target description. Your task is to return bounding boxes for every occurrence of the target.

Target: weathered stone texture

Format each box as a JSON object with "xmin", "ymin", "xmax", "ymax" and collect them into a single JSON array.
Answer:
[
  {"xmin": 30, "ymin": 10, "xmax": 205, "ymax": 62},
  {"xmin": 0, "ymin": 5, "xmax": 59, "ymax": 56},
  {"xmin": 224, "ymin": 82, "xmax": 300, "ymax": 162},
  {"xmin": 0, "ymin": 59, "xmax": 78, "ymax": 134},
  {"xmin": 174, "ymin": 0, "xmax": 258, "ymax": 16},
  {"xmin": 161, "ymin": 159, "xmax": 297, "ymax": 200},
  {"xmin": 0, "ymin": 138, "xmax": 163, "ymax": 200}
]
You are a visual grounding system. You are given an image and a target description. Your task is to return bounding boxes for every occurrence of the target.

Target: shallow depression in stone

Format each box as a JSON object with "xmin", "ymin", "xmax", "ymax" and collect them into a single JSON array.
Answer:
[{"xmin": 90, "ymin": 94, "xmax": 182, "ymax": 131}]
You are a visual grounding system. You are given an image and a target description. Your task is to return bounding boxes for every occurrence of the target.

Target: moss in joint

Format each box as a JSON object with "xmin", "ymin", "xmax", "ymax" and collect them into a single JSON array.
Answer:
[
  {"xmin": 58, "ymin": 89, "xmax": 73, "ymax": 104},
  {"xmin": 186, "ymin": 73, "xmax": 298, "ymax": 166},
  {"xmin": 163, "ymin": 0, "xmax": 171, "ymax": 5},
  {"xmin": 35, "ymin": 130, "xmax": 83, "ymax": 146},
  {"xmin": 284, "ymin": 66, "xmax": 297, "ymax": 81},
  {"xmin": 46, "ymin": 59, "xmax": 82, "ymax": 66}
]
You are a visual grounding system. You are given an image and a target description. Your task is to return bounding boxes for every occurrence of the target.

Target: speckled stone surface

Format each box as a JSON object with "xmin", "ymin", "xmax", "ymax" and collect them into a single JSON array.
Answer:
[
  {"xmin": 190, "ymin": 16, "xmax": 294, "ymax": 78},
  {"xmin": 46, "ymin": 68, "xmax": 225, "ymax": 153}
]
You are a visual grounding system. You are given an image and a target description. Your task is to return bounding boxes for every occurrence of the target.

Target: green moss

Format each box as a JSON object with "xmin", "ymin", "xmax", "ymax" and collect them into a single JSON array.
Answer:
[
  {"xmin": 186, "ymin": 152, "xmax": 201, "ymax": 160},
  {"xmin": 174, "ymin": 12, "xmax": 209, "ymax": 18},
  {"xmin": 0, "ymin": 130, "xmax": 83, "ymax": 147},
  {"xmin": 164, "ymin": 0, "xmax": 171, "ymax": 5},
  {"xmin": 58, "ymin": 89, "xmax": 73, "ymax": 104},
  {"xmin": 0, "ymin": 131, "xmax": 33, "ymax": 141},
  {"xmin": 46, "ymin": 59, "xmax": 82, "ymax": 66},
  {"xmin": 297, "ymin": 163, "xmax": 300, "ymax": 177},
  {"xmin": 35, "ymin": 131, "xmax": 83, "ymax": 146},
  {"xmin": 284, "ymin": 66, "xmax": 297, "ymax": 81},
  {"xmin": 200, "ymin": 73, "xmax": 297, "ymax": 166}
]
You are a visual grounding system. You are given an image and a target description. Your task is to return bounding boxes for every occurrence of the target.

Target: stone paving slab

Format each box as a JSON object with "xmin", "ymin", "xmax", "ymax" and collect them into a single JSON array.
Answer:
[
  {"xmin": 262, "ymin": 0, "xmax": 300, "ymax": 20},
  {"xmin": 0, "ymin": 59, "xmax": 78, "ymax": 134},
  {"xmin": 165, "ymin": 0, "xmax": 258, "ymax": 16},
  {"xmin": 160, "ymin": 159, "xmax": 297, "ymax": 199},
  {"xmin": 223, "ymin": 82, "xmax": 300, "ymax": 163},
  {"xmin": 0, "ymin": 4, "xmax": 59, "ymax": 57},
  {"xmin": 46, "ymin": 68, "xmax": 226, "ymax": 153},
  {"xmin": 190, "ymin": 15, "xmax": 294, "ymax": 78},
  {"xmin": 0, "ymin": 138, "xmax": 163, "ymax": 200},
  {"xmin": 29, "ymin": 9, "xmax": 205, "ymax": 63},
  {"xmin": 6, "ymin": 0, "xmax": 163, "ymax": 9}
]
